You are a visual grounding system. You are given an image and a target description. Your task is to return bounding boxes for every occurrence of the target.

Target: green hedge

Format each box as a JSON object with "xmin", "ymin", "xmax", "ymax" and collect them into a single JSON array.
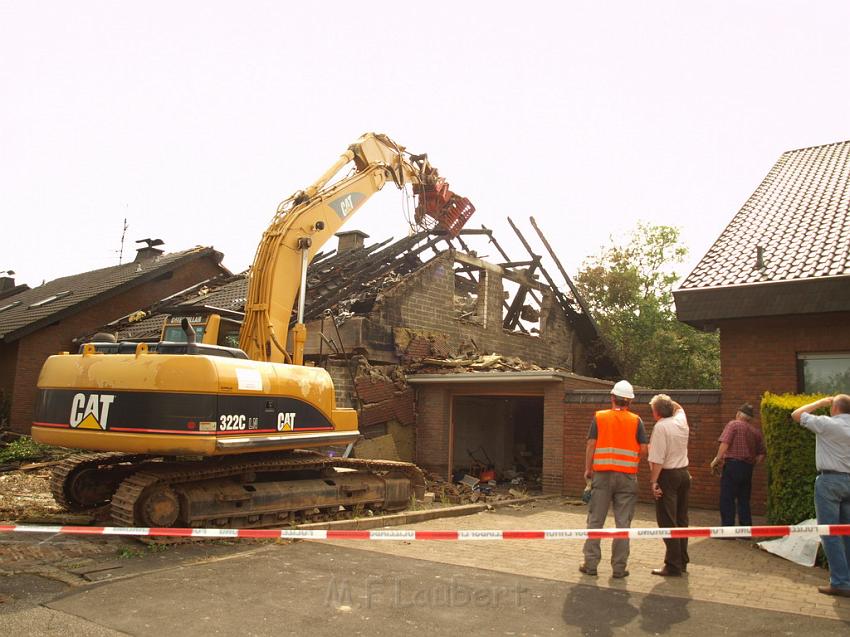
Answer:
[{"xmin": 761, "ymin": 392, "xmax": 828, "ymax": 525}]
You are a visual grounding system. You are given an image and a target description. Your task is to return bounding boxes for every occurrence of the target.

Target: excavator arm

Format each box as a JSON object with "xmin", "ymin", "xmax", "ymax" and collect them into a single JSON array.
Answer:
[
  {"xmin": 239, "ymin": 132, "xmax": 474, "ymax": 364},
  {"xmin": 32, "ymin": 132, "xmax": 462, "ymax": 525}
]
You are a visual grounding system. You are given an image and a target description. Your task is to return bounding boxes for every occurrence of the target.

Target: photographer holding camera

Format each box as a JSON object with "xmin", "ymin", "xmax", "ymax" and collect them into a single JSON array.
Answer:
[{"xmin": 792, "ymin": 394, "xmax": 850, "ymax": 597}]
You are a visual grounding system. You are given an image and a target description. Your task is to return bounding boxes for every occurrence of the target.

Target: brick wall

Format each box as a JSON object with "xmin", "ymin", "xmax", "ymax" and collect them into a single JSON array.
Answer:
[
  {"xmin": 372, "ymin": 254, "xmax": 582, "ymax": 371},
  {"xmin": 562, "ymin": 390, "xmax": 730, "ymax": 512},
  {"xmin": 7, "ymin": 257, "xmax": 225, "ymax": 433},
  {"xmin": 717, "ymin": 310, "xmax": 850, "ymax": 514},
  {"xmin": 0, "ymin": 340, "xmax": 18, "ymax": 426},
  {"xmin": 415, "ymin": 386, "xmax": 451, "ymax": 476},
  {"xmin": 325, "ymin": 360, "xmax": 357, "ymax": 409},
  {"xmin": 542, "ymin": 384, "xmax": 565, "ymax": 493}
]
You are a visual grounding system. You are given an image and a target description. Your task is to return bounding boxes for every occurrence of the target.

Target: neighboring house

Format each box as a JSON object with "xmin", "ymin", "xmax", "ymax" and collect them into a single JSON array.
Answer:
[
  {"xmin": 0, "ymin": 242, "xmax": 230, "ymax": 433},
  {"xmin": 672, "ymin": 139, "xmax": 850, "ymax": 512}
]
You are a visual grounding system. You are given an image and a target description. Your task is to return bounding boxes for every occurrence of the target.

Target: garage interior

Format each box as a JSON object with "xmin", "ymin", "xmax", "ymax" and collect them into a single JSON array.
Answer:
[{"xmin": 451, "ymin": 395, "xmax": 544, "ymax": 491}]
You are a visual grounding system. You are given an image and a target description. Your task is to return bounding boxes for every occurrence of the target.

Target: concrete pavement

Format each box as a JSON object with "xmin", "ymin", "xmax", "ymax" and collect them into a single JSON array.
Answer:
[
  {"xmin": 9, "ymin": 542, "xmax": 847, "ymax": 636},
  {"xmin": 2, "ymin": 498, "xmax": 850, "ymax": 635}
]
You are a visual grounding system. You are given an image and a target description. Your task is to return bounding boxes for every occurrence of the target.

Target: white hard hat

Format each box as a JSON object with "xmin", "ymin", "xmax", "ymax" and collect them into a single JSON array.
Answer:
[{"xmin": 611, "ymin": 380, "xmax": 635, "ymax": 399}]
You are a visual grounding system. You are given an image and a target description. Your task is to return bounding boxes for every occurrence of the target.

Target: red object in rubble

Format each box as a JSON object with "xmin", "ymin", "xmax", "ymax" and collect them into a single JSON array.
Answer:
[{"xmin": 479, "ymin": 469, "xmax": 496, "ymax": 482}]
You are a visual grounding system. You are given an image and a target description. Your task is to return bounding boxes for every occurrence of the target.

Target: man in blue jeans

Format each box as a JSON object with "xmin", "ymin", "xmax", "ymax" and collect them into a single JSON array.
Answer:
[{"xmin": 792, "ymin": 394, "xmax": 850, "ymax": 597}]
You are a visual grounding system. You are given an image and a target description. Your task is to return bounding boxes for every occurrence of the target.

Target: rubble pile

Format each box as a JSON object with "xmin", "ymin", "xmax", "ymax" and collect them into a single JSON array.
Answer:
[
  {"xmin": 423, "ymin": 471, "xmax": 531, "ymax": 505},
  {"xmin": 416, "ymin": 353, "xmax": 548, "ymax": 374},
  {"xmin": 391, "ymin": 326, "xmax": 554, "ymax": 375},
  {"xmin": 350, "ymin": 359, "xmax": 415, "ymax": 462}
]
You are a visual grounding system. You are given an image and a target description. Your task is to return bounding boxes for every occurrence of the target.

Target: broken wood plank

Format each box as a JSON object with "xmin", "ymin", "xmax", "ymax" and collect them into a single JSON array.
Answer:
[
  {"xmin": 420, "ymin": 358, "xmax": 468, "ymax": 367},
  {"xmin": 19, "ymin": 460, "xmax": 64, "ymax": 472}
]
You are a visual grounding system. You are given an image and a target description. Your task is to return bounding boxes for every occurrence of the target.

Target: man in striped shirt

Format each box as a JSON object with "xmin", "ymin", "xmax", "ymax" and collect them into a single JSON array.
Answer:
[{"xmin": 711, "ymin": 403, "xmax": 766, "ymax": 527}]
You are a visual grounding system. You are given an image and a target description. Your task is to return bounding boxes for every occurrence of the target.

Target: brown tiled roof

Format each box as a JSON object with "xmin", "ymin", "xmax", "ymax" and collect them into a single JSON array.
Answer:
[
  {"xmin": 680, "ymin": 140, "xmax": 850, "ymax": 290},
  {"xmin": 177, "ymin": 276, "xmax": 248, "ymax": 313},
  {"xmin": 109, "ymin": 274, "xmax": 249, "ymax": 341},
  {"xmin": 0, "ymin": 247, "xmax": 225, "ymax": 342}
]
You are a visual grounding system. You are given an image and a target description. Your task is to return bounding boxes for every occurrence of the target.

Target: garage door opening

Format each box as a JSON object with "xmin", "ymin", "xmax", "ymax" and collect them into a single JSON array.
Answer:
[{"xmin": 451, "ymin": 395, "xmax": 544, "ymax": 493}]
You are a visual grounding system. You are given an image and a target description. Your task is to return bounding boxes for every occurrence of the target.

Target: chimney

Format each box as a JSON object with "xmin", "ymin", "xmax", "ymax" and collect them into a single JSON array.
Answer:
[
  {"xmin": 135, "ymin": 238, "xmax": 165, "ymax": 262},
  {"xmin": 754, "ymin": 245, "xmax": 765, "ymax": 271},
  {"xmin": 335, "ymin": 230, "xmax": 369, "ymax": 254},
  {"xmin": 0, "ymin": 270, "xmax": 14, "ymax": 292}
]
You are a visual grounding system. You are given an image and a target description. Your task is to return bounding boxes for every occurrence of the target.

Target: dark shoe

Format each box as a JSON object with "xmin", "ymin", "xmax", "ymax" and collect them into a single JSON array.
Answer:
[
  {"xmin": 612, "ymin": 570, "xmax": 629, "ymax": 579},
  {"xmin": 578, "ymin": 564, "xmax": 597, "ymax": 576},
  {"xmin": 651, "ymin": 567, "xmax": 682, "ymax": 577},
  {"xmin": 818, "ymin": 585, "xmax": 850, "ymax": 597}
]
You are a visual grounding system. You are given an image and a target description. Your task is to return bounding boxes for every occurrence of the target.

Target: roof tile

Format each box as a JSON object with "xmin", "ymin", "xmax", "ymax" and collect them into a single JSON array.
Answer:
[
  {"xmin": 680, "ymin": 141, "xmax": 850, "ymax": 289},
  {"xmin": 0, "ymin": 247, "xmax": 223, "ymax": 341}
]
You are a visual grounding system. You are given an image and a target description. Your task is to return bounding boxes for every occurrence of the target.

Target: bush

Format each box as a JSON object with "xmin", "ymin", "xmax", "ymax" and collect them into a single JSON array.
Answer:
[
  {"xmin": 761, "ymin": 392, "xmax": 827, "ymax": 525},
  {"xmin": 0, "ymin": 436, "xmax": 53, "ymax": 464}
]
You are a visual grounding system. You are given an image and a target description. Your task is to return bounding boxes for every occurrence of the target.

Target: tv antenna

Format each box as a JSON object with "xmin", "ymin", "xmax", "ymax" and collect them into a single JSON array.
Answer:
[{"xmin": 118, "ymin": 217, "xmax": 128, "ymax": 264}]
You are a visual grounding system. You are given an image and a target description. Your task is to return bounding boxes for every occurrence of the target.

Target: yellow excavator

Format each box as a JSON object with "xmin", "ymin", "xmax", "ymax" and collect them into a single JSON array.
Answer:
[{"xmin": 32, "ymin": 133, "xmax": 474, "ymax": 529}]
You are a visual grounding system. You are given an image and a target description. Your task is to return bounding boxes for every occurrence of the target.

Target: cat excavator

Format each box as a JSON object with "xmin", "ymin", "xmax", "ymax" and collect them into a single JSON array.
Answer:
[{"xmin": 31, "ymin": 133, "xmax": 475, "ymax": 529}]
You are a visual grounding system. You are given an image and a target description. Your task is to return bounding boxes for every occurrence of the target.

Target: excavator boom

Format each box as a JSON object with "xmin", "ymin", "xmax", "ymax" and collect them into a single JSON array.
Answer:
[{"xmin": 240, "ymin": 132, "xmax": 473, "ymax": 364}]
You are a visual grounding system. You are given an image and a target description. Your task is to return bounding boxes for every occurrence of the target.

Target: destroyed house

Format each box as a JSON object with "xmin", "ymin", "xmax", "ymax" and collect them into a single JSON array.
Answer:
[
  {"xmin": 0, "ymin": 244, "xmax": 230, "ymax": 433},
  {"xmin": 97, "ymin": 225, "xmax": 618, "ymax": 495}
]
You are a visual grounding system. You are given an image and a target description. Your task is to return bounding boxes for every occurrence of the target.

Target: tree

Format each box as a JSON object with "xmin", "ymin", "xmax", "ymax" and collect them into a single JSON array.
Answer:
[{"xmin": 575, "ymin": 223, "xmax": 719, "ymax": 389}]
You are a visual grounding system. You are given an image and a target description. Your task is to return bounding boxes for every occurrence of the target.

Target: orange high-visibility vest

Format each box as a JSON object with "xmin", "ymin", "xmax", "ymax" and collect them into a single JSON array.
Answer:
[{"xmin": 592, "ymin": 409, "xmax": 640, "ymax": 474}]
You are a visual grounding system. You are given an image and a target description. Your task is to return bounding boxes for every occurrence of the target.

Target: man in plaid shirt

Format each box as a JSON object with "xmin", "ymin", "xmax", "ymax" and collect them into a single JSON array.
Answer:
[{"xmin": 710, "ymin": 403, "xmax": 766, "ymax": 526}]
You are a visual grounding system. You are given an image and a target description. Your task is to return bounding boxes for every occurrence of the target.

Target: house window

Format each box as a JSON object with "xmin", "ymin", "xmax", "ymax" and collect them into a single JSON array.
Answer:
[
  {"xmin": 798, "ymin": 352, "xmax": 850, "ymax": 394},
  {"xmin": 453, "ymin": 265, "xmax": 485, "ymax": 326}
]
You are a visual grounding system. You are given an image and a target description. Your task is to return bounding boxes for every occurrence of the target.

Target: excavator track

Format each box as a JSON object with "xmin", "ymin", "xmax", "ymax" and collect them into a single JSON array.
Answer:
[
  {"xmin": 109, "ymin": 450, "xmax": 426, "ymax": 530},
  {"xmin": 50, "ymin": 452, "xmax": 152, "ymax": 512}
]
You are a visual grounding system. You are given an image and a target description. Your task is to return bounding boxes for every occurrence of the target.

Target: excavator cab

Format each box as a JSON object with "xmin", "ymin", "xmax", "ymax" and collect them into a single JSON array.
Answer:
[
  {"xmin": 162, "ymin": 313, "xmax": 215, "ymax": 343},
  {"xmin": 160, "ymin": 311, "xmax": 243, "ymax": 348}
]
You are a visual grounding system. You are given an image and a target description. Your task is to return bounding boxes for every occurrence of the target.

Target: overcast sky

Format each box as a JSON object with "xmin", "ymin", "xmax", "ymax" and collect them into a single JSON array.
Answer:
[{"xmin": 2, "ymin": 1, "xmax": 848, "ymax": 290}]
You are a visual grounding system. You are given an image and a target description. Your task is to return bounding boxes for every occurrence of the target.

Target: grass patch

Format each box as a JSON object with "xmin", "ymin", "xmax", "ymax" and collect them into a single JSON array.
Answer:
[
  {"xmin": 116, "ymin": 543, "xmax": 170, "ymax": 559},
  {"xmin": 117, "ymin": 547, "xmax": 145, "ymax": 559},
  {"xmin": 0, "ymin": 437, "xmax": 53, "ymax": 463}
]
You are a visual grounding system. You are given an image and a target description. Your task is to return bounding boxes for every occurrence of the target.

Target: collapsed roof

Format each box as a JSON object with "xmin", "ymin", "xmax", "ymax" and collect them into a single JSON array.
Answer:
[{"xmin": 96, "ymin": 225, "xmax": 619, "ymax": 377}]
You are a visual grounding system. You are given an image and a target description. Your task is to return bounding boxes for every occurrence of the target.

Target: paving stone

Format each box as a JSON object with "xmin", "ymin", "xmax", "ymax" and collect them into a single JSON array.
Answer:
[{"xmin": 324, "ymin": 499, "xmax": 850, "ymax": 622}]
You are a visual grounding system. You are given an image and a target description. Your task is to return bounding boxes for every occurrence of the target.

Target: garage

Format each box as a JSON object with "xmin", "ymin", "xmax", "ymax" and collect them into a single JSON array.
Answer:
[{"xmin": 450, "ymin": 395, "xmax": 544, "ymax": 490}]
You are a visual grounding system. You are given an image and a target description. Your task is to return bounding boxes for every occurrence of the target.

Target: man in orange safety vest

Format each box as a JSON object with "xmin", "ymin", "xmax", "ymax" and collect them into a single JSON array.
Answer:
[{"xmin": 579, "ymin": 380, "xmax": 648, "ymax": 578}]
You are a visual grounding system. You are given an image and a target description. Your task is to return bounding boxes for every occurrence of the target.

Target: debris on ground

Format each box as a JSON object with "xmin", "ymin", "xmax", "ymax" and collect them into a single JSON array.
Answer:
[
  {"xmin": 0, "ymin": 469, "xmax": 63, "ymax": 522},
  {"xmin": 423, "ymin": 471, "xmax": 534, "ymax": 505}
]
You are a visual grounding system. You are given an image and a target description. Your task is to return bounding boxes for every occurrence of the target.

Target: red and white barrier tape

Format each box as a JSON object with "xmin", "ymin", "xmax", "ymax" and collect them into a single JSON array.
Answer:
[{"xmin": 1, "ymin": 523, "xmax": 849, "ymax": 540}]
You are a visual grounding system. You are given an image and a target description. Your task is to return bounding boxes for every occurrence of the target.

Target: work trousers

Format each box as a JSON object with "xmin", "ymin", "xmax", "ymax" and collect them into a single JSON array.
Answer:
[
  {"xmin": 719, "ymin": 459, "xmax": 754, "ymax": 526},
  {"xmin": 656, "ymin": 467, "xmax": 690, "ymax": 574},
  {"xmin": 582, "ymin": 470, "xmax": 638, "ymax": 572}
]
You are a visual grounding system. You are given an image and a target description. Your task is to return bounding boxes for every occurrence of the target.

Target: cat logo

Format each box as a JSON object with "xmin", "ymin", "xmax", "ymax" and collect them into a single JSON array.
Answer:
[
  {"xmin": 277, "ymin": 412, "xmax": 296, "ymax": 431},
  {"xmin": 329, "ymin": 192, "xmax": 364, "ymax": 219},
  {"xmin": 69, "ymin": 393, "xmax": 116, "ymax": 430}
]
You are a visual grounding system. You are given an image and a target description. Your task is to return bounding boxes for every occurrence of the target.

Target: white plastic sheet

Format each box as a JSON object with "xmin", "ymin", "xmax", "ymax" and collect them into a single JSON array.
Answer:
[{"xmin": 757, "ymin": 519, "xmax": 820, "ymax": 567}]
